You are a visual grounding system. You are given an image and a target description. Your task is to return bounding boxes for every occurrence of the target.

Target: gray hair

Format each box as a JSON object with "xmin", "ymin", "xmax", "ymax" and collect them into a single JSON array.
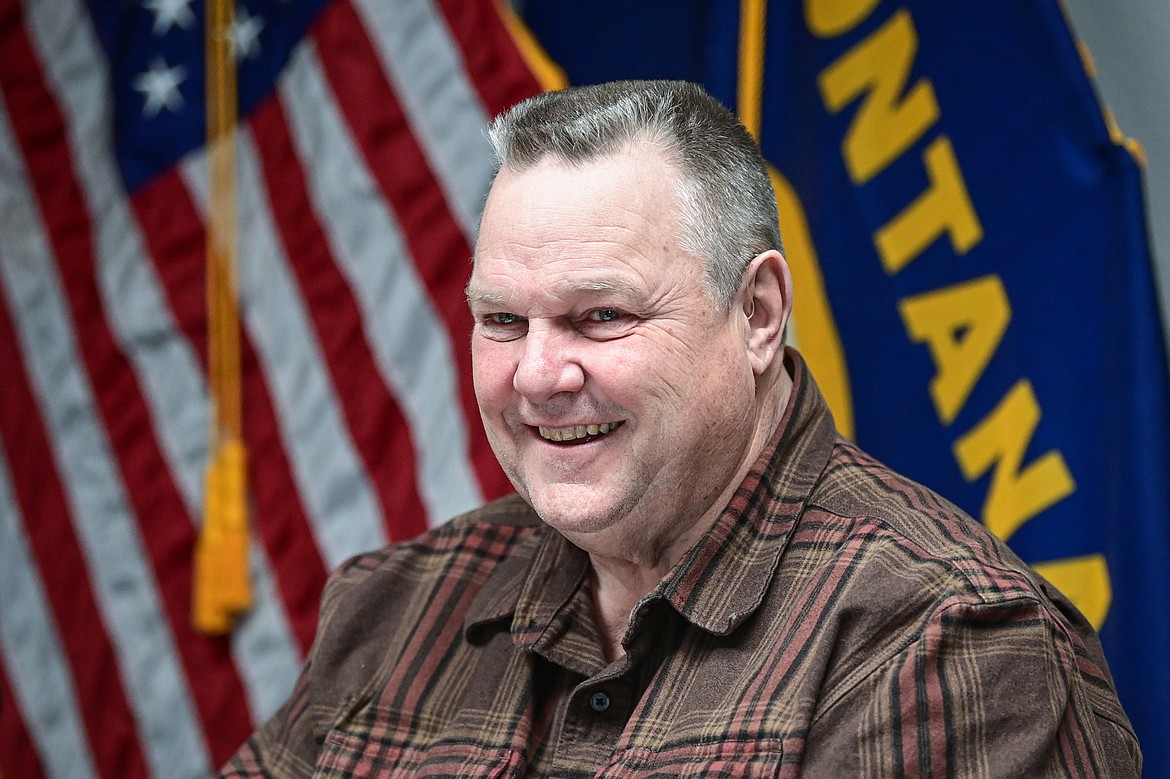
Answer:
[{"xmin": 485, "ymin": 80, "xmax": 782, "ymax": 308}]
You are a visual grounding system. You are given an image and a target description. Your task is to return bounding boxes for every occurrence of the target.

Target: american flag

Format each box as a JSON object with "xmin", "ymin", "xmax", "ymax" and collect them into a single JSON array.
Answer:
[{"xmin": 0, "ymin": 0, "xmax": 544, "ymax": 775}]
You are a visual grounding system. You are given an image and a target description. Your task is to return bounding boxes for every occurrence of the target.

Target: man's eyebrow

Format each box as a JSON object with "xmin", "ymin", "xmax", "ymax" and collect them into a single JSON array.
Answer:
[
  {"xmin": 466, "ymin": 278, "xmax": 639, "ymax": 308},
  {"xmin": 464, "ymin": 285, "xmax": 507, "ymax": 308},
  {"xmin": 576, "ymin": 279, "xmax": 639, "ymax": 296}
]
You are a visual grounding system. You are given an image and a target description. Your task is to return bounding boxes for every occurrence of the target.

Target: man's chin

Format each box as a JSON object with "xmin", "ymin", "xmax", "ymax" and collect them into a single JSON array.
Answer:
[{"xmin": 525, "ymin": 487, "xmax": 628, "ymax": 540}]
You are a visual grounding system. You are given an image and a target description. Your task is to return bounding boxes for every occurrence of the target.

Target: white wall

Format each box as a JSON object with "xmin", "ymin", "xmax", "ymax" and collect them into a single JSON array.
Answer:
[{"xmin": 1062, "ymin": 0, "xmax": 1170, "ymax": 346}]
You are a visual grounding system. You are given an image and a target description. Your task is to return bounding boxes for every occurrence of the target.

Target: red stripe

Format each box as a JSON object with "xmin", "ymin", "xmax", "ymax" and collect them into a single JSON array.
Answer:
[
  {"xmin": 0, "ymin": 286, "xmax": 149, "ymax": 777},
  {"xmin": 313, "ymin": 0, "xmax": 512, "ymax": 503},
  {"xmin": 250, "ymin": 95, "xmax": 429, "ymax": 542},
  {"xmin": 240, "ymin": 337, "xmax": 330, "ymax": 649},
  {"xmin": 436, "ymin": 0, "xmax": 545, "ymax": 118},
  {"xmin": 130, "ymin": 170, "xmax": 326, "ymax": 655},
  {"xmin": 0, "ymin": 656, "xmax": 47, "ymax": 779},
  {"xmin": 0, "ymin": 10, "xmax": 253, "ymax": 765}
]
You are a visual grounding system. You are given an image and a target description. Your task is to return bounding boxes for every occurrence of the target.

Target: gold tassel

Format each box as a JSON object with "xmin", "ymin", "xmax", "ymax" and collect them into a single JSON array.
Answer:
[
  {"xmin": 193, "ymin": 0, "xmax": 251, "ymax": 635},
  {"xmin": 194, "ymin": 439, "xmax": 251, "ymax": 633}
]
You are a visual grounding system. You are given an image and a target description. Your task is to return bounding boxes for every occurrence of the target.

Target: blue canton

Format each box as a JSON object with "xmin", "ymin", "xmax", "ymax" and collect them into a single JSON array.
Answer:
[{"xmin": 87, "ymin": 0, "xmax": 331, "ymax": 191}]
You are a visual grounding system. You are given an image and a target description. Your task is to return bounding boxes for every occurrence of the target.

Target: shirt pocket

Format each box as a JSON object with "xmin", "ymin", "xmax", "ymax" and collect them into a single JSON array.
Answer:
[
  {"xmin": 601, "ymin": 738, "xmax": 784, "ymax": 779},
  {"xmin": 316, "ymin": 723, "xmax": 519, "ymax": 779}
]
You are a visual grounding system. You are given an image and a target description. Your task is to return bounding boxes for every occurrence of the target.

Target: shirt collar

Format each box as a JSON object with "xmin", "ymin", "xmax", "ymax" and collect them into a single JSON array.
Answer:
[
  {"xmin": 464, "ymin": 348, "xmax": 839, "ymax": 644},
  {"xmin": 463, "ymin": 514, "xmax": 589, "ymax": 643},
  {"xmin": 650, "ymin": 348, "xmax": 838, "ymax": 635}
]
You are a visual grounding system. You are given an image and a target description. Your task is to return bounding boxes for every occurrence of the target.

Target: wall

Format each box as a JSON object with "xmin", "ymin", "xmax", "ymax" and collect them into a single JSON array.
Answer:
[{"xmin": 1063, "ymin": 0, "xmax": 1170, "ymax": 345}]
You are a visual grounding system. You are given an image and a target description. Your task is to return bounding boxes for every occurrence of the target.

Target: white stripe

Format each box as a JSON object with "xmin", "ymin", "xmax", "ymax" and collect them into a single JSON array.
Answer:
[
  {"xmin": 0, "ymin": 451, "xmax": 98, "ymax": 779},
  {"xmin": 180, "ymin": 134, "xmax": 388, "ymax": 568},
  {"xmin": 23, "ymin": 0, "xmax": 302, "ymax": 725},
  {"xmin": 232, "ymin": 547, "xmax": 303, "ymax": 721},
  {"xmin": 351, "ymin": 0, "xmax": 498, "ymax": 241},
  {"xmin": 279, "ymin": 39, "xmax": 483, "ymax": 525},
  {"xmin": 0, "ymin": 96, "xmax": 210, "ymax": 779}
]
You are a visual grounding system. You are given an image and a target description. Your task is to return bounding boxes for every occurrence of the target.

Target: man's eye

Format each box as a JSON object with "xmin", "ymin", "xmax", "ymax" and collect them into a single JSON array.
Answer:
[
  {"xmin": 476, "ymin": 311, "xmax": 527, "ymax": 341},
  {"xmin": 588, "ymin": 308, "xmax": 622, "ymax": 322},
  {"xmin": 577, "ymin": 308, "xmax": 635, "ymax": 340}
]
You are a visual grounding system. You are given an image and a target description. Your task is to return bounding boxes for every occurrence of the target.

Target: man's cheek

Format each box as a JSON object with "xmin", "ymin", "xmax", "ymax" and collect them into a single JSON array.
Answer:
[{"xmin": 472, "ymin": 348, "xmax": 516, "ymax": 398}]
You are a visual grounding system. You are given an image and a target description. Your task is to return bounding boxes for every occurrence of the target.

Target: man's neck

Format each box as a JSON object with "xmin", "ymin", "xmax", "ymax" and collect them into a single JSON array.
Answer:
[
  {"xmin": 584, "ymin": 361, "xmax": 795, "ymax": 663},
  {"xmin": 587, "ymin": 561, "xmax": 660, "ymax": 662}
]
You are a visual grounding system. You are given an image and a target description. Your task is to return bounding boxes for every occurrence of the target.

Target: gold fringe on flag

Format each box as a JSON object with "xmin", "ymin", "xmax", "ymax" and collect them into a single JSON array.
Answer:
[
  {"xmin": 193, "ymin": 0, "xmax": 252, "ymax": 635},
  {"xmin": 738, "ymin": 0, "xmax": 767, "ymax": 139},
  {"xmin": 495, "ymin": 0, "xmax": 569, "ymax": 92},
  {"xmin": 736, "ymin": 0, "xmax": 856, "ymax": 437}
]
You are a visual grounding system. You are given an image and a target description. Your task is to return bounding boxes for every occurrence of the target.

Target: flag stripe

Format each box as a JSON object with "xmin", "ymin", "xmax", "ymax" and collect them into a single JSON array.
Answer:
[
  {"xmin": 21, "ymin": 0, "xmax": 275, "ymax": 765},
  {"xmin": 226, "ymin": 549, "xmax": 308, "ymax": 724},
  {"xmin": 279, "ymin": 36, "xmax": 485, "ymax": 525},
  {"xmin": 0, "ymin": 448, "xmax": 97, "ymax": 779},
  {"xmin": 130, "ymin": 171, "xmax": 326, "ymax": 659},
  {"xmin": 250, "ymin": 94, "xmax": 431, "ymax": 542},
  {"xmin": 0, "ymin": 165, "xmax": 151, "ymax": 779},
  {"xmin": 0, "ymin": 44, "xmax": 207, "ymax": 777},
  {"xmin": 237, "ymin": 331, "xmax": 333, "ymax": 651},
  {"xmin": 435, "ymin": 0, "xmax": 544, "ymax": 118},
  {"xmin": 311, "ymin": 0, "xmax": 511, "ymax": 502},
  {"xmin": 0, "ymin": 657, "xmax": 46, "ymax": 779},
  {"xmin": 0, "ymin": 0, "xmax": 542, "ymax": 771},
  {"xmin": 0, "ymin": 162, "xmax": 211, "ymax": 777},
  {"xmin": 350, "ymin": 0, "xmax": 497, "ymax": 239},
  {"xmin": 39, "ymin": 53, "xmax": 303, "ymax": 749},
  {"xmin": 181, "ymin": 133, "xmax": 390, "ymax": 569}
]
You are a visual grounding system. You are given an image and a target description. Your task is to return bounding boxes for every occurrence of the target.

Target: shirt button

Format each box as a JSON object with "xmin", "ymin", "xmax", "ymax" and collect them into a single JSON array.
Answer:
[{"xmin": 588, "ymin": 691, "xmax": 612, "ymax": 713}]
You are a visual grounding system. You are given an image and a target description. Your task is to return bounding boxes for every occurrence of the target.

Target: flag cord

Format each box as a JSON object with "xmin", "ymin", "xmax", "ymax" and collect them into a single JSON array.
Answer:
[
  {"xmin": 194, "ymin": 0, "xmax": 252, "ymax": 635},
  {"xmin": 738, "ymin": 0, "xmax": 766, "ymax": 140}
]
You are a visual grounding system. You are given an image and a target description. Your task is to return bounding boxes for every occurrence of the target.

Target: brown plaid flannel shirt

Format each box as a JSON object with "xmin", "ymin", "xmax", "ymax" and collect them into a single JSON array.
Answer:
[{"xmin": 220, "ymin": 352, "xmax": 1140, "ymax": 777}]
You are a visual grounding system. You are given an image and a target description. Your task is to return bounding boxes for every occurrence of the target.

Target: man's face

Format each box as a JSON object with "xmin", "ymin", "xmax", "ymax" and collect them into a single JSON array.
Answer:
[{"xmin": 469, "ymin": 145, "xmax": 760, "ymax": 559}]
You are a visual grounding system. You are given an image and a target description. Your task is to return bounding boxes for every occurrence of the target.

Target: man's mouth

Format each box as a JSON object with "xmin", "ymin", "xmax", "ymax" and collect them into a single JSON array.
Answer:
[{"xmin": 537, "ymin": 421, "xmax": 623, "ymax": 444}]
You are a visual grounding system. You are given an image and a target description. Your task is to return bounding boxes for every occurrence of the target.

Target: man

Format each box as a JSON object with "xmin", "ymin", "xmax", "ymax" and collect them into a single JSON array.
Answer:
[{"xmin": 221, "ymin": 81, "xmax": 1140, "ymax": 776}]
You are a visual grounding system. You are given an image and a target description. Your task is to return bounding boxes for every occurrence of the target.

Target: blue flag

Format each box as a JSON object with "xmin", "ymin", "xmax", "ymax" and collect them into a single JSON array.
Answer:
[{"xmin": 525, "ymin": 0, "xmax": 1170, "ymax": 767}]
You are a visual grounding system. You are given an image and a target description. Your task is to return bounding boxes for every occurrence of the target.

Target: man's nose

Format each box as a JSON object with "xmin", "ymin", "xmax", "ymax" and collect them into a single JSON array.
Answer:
[{"xmin": 513, "ymin": 322, "xmax": 585, "ymax": 402}]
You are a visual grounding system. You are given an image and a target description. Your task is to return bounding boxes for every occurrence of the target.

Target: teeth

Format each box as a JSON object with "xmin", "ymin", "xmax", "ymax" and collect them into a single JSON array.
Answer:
[{"xmin": 538, "ymin": 421, "xmax": 620, "ymax": 442}]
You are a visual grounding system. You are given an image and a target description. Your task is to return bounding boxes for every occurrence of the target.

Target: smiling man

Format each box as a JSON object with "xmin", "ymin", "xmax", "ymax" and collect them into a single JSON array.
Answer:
[
  {"xmin": 468, "ymin": 138, "xmax": 791, "ymax": 660},
  {"xmin": 220, "ymin": 81, "xmax": 1140, "ymax": 777}
]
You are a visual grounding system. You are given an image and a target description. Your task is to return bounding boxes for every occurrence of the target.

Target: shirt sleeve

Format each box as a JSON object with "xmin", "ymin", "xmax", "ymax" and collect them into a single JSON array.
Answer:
[
  {"xmin": 213, "ymin": 550, "xmax": 382, "ymax": 778},
  {"xmin": 802, "ymin": 597, "xmax": 1142, "ymax": 777},
  {"xmin": 215, "ymin": 656, "xmax": 320, "ymax": 778}
]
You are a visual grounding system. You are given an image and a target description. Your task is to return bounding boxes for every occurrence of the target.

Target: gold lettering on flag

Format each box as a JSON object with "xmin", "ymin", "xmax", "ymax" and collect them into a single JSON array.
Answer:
[
  {"xmin": 1033, "ymin": 555, "xmax": 1111, "ymax": 629},
  {"xmin": 804, "ymin": 0, "xmax": 880, "ymax": 38},
  {"xmin": 810, "ymin": 1, "xmax": 1109, "ymax": 626},
  {"xmin": 818, "ymin": 9, "xmax": 940, "ymax": 185},
  {"xmin": 954, "ymin": 380, "xmax": 1077, "ymax": 543},
  {"xmin": 899, "ymin": 275, "xmax": 1009, "ymax": 426},
  {"xmin": 874, "ymin": 137, "xmax": 983, "ymax": 273}
]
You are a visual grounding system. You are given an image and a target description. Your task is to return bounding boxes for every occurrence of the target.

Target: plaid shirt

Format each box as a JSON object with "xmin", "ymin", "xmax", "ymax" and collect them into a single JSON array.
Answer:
[{"xmin": 220, "ymin": 351, "xmax": 1140, "ymax": 777}]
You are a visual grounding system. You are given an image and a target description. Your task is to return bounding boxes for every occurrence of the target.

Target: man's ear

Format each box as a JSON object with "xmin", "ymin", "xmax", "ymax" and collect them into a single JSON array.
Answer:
[{"xmin": 740, "ymin": 250, "xmax": 793, "ymax": 377}]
